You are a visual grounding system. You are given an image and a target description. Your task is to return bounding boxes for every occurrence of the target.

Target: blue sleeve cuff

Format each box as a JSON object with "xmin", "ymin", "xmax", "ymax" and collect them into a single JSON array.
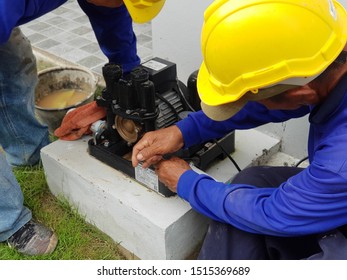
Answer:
[
  {"xmin": 176, "ymin": 117, "xmax": 202, "ymax": 148},
  {"xmin": 177, "ymin": 169, "xmax": 201, "ymax": 201}
]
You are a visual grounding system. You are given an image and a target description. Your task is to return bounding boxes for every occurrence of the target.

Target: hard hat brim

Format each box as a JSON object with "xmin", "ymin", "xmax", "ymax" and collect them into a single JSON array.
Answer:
[
  {"xmin": 200, "ymin": 73, "xmax": 301, "ymax": 121},
  {"xmin": 123, "ymin": 0, "xmax": 165, "ymax": 23},
  {"xmin": 200, "ymin": 99, "xmax": 247, "ymax": 121}
]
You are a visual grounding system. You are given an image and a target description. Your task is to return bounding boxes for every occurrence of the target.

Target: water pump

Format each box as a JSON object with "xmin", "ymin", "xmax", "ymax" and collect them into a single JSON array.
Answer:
[{"xmin": 88, "ymin": 57, "xmax": 235, "ymax": 196}]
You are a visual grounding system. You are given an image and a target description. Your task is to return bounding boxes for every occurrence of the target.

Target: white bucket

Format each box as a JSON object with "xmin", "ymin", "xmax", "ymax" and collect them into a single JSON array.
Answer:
[{"xmin": 35, "ymin": 66, "xmax": 97, "ymax": 133}]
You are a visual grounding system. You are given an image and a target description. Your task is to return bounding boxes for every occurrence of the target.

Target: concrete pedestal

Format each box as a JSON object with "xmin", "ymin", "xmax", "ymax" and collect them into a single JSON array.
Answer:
[{"xmin": 40, "ymin": 129, "xmax": 279, "ymax": 259}]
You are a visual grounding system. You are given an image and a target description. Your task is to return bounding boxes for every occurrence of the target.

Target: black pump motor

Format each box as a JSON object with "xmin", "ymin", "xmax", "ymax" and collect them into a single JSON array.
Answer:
[{"xmin": 94, "ymin": 57, "xmax": 193, "ymax": 148}]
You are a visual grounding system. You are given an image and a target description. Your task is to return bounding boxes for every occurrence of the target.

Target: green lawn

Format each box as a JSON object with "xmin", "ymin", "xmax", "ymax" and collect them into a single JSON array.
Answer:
[{"xmin": 0, "ymin": 157, "xmax": 125, "ymax": 260}]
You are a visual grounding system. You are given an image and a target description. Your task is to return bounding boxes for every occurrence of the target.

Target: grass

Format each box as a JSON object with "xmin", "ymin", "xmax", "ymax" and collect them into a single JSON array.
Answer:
[{"xmin": 0, "ymin": 163, "xmax": 125, "ymax": 260}]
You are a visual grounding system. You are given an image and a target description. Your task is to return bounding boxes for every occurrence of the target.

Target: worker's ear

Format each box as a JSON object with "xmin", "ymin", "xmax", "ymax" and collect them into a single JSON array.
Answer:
[{"xmin": 309, "ymin": 50, "xmax": 347, "ymax": 91}]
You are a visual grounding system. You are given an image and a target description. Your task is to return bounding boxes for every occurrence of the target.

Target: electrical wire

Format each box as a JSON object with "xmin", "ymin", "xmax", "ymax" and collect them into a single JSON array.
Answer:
[
  {"xmin": 213, "ymin": 139, "xmax": 242, "ymax": 172},
  {"xmin": 175, "ymin": 78, "xmax": 197, "ymax": 112},
  {"xmin": 295, "ymin": 156, "xmax": 309, "ymax": 167},
  {"xmin": 155, "ymin": 92, "xmax": 179, "ymax": 122}
]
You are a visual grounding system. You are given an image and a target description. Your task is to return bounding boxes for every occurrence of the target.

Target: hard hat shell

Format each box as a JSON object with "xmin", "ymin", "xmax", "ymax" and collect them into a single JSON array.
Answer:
[
  {"xmin": 123, "ymin": 0, "xmax": 165, "ymax": 23},
  {"xmin": 197, "ymin": 0, "xmax": 347, "ymax": 106}
]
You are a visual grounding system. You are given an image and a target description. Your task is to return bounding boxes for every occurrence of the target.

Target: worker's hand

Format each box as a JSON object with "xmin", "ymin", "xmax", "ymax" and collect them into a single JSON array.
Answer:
[
  {"xmin": 154, "ymin": 157, "xmax": 191, "ymax": 193},
  {"xmin": 132, "ymin": 126, "xmax": 184, "ymax": 168},
  {"xmin": 86, "ymin": 0, "xmax": 123, "ymax": 8},
  {"xmin": 54, "ymin": 101, "xmax": 106, "ymax": 140}
]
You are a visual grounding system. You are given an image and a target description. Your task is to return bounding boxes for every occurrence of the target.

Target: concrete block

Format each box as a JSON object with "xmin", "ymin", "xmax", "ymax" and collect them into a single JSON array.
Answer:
[
  {"xmin": 41, "ymin": 138, "xmax": 208, "ymax": 259},
  {"xmin": 40, "ymin": 129, "xmax": 280, "ymax": 259}
]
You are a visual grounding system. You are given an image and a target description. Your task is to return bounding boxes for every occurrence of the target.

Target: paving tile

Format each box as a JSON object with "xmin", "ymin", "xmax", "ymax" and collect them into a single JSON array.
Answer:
[
  {"xmin": 48, "ymin": 44, "xmax": 75, "ymax": 57},
  {"xmin": 91, "ymin": 63, "xmax": 105, "ymax": 76},
  {"xmin": 60, "ymin": 48, "xmax": 91, "ymax": 62},
  {"xmin": 60, "ymin": 10, "xmax": 83, "ymax": 20},
  {"xmin": 36, "ymin": 13, "xmax": 56, "ymax": 22},
  {"xmin": 56, "ymin": 21, "xmax": 84, "ymax": 31},
  {"xmin": 36, "ymin": 38, "xmax": 60, "ymax": 49},
  {"xmin": 26, "ymin": 22, "xmax": 51, "ymax": 32},
  {"xmin": 77, "ymin": 55, "xmax": 106, "ymax": 69},
  {"xmin": 142, "ymin": 41, "xmax": 153, "ymax": 49},
  {"xmin": 38, "ymin": 26, "xmax": 65, "ymax": 38},
  {"xmin": 82, "ymin": 32, "xmax": 98, "ymax": 41},
  {"xmin": 44, "ymin": 16, "xmax": 66, "ymax": 26},
  {"xmin": 20, "ymin": 27, "xmax": 35, "ymax": 37},
  {"xmin": 137, "ymin": 34, "xmax": 152, "ymax": 45},
  {"xmin": 73, "ymin": 15, "xmax": 90, "ymax": 25},
  {"xmin": 70, "ymin": 26, "xmax": 92, "ymax": 36},
  {"xmin": 27, "ymin": 33, "xmax": 47, "ymax": 44},
  {"xmin": 52, "ymin": 31, "xmax": 78, "ymax": 43},
  {"xmin": 22, "ymin": 2, "xmax": 153, "ymax": 75},
  {"xmin": 80, "ymin": 42, "xmax": 101, "ymax": 54},
  {"xmin": 65, "ymin": 37, "xmax": 92, "ymax": 48},
  {"xmin": 51, "ymin": 6, "xmax": 70, "ymax": 16},
  {"xmin": 137, "ymin": 46, "xmax": 153, "ymax": 61}
]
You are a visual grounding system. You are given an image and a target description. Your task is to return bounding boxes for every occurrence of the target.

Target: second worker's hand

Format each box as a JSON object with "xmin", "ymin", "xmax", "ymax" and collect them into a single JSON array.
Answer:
[{"xmin": 154, "ymin": 157, "xmax": 191, "ymax": 193}]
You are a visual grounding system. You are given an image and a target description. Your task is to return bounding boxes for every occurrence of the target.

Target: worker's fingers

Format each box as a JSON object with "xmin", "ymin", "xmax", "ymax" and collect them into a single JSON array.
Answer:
[
  {"xmin": 132, "ymin": 126, "xmax": 184, "ymax": 167},
  {"xmin": 132, "ymin": 135, "xmax": 164, "ymax": 166},
  {"xmin": 131, "ymin": 139, "xmax": 151, "ymax": 167},
  {"xmin": 139, "ymin": 155, "xmax": 163, "ymax": 169},
  {"xmin": 134, "ymin": 143, "xmax": 164, "ymax": 167}
]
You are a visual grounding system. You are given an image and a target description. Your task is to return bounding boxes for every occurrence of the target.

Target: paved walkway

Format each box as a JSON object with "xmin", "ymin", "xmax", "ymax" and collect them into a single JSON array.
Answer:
[{"xmin": 20, "ymin": 0, "xmax": 153, "ymax": 76}]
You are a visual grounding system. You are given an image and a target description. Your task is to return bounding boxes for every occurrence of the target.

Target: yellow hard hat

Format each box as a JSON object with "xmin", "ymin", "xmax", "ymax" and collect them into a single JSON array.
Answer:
[
  {"xmin": 198, "ymin": 0, "xmax": 347, "ymax": 120},
  {"xmin": 123, "ymin": 0, "xmax": 165, "ymax": 23}
]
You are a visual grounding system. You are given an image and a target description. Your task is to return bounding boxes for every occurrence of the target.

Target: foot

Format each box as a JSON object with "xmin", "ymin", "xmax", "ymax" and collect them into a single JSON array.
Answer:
[{"xmin": 7, "ymin": 220, "xmax": 58, "ymax": 256}]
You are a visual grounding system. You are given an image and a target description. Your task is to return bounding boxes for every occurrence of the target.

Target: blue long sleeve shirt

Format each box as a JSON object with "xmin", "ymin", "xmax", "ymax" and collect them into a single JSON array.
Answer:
[
  {"xmin": 175, "ymin": 75, "xmax": 347, "ymax": 237},
  {"xmin": 0, "ymin": 0, "xmax": 140, "ymax": 73}
]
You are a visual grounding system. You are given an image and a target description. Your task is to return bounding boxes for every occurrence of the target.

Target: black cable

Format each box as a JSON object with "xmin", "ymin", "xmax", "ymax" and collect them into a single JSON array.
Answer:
[
  {"xmin": 213, "ymin": 139, "xmax": 242, "ymax": 172},
  {"xmin": 175, "ymin": 78, "xmax": 197, "ymax": 112},
  {"xmin": 295, "ymin": 156, "xmax": 309, "ymax": 167},
  {"xmin": 155, "ymin": 92, "xmax": 179, "ymax": 122}
]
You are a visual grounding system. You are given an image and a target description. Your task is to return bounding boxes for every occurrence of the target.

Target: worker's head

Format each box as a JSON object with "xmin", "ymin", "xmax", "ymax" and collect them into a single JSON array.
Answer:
[
  {"xmin": 123, "ymin": 0, "xmax": 166, "ymax": 23},
  {"xmin": 197, "ymin": 0, "xmax": 347, "ymax": 121}
]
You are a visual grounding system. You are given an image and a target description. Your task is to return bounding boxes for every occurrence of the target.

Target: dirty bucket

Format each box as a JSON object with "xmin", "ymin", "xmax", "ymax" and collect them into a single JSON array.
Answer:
[{"xmin": 35, "ymin": 66, "xmax": 97, "ymax": 134}]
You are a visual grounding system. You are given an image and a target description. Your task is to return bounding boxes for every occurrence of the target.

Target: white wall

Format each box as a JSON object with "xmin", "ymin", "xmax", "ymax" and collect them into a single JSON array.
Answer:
[
  {"xmin": 340, "ymin": 0, "xmax": 347, "ymax": 9},
  {"xmin": 151, "ymin": 0, "xmax": 347, "ymax": 159},
  {"xmin": 152, "ymin": 0, "xmax": 213, "ymax": 83}
]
